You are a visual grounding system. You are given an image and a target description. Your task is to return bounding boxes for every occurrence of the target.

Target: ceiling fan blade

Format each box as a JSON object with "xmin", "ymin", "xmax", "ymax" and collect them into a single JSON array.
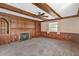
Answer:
[
  {"xmin": 40, "ymin": 13, "xmax": 45, "ymax": 16},
  {"xmin": 38, "ymin": 12, "xmax": 45, "ymax": 16},
  {"xmin": 38, "ymin": 12, "xmax": 41, "ymax": 15},
  {"xmin": 42, "ymin": 16, "xmax": 48, "ymax": 17},
  {"xmin": 38, "ymin": 12, "xmax": 48, "ymax": 17}
]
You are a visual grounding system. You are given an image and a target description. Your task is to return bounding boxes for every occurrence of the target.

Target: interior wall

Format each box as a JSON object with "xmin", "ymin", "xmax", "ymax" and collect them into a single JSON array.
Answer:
[
  {"xmin": 41, "ymin": 17, "xmax": 79, "ymax": 42},
  {"xmin": 41, "ymin": 17, "xmax": 79, "ymax": 33},
  {"xmin": 0, "ymin": 13, "xmax": 41, "ymax": 44},
  {"xmin": 41, "ymin": 22, "xmax": 48, "ymax": 32},
  {"xmin": 59, "ymin": 17, "xmax": 79, "ymax": 33}
]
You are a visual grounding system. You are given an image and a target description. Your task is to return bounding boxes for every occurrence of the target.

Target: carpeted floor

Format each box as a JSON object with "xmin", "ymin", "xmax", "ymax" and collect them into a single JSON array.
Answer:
[{"xmin": 0, "ymin": 37, "xmax": 79, "ymax": 56}]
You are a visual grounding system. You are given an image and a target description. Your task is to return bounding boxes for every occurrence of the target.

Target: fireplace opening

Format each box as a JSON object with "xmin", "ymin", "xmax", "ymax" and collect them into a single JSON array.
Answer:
[{"xmin": 20, "ymin": 33, "xmax": 30, "ymax": 41}]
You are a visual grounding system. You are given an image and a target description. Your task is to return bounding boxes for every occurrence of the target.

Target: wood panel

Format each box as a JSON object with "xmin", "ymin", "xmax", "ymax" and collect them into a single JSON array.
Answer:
[
  {"xmin": 35, "ymin": 21, "xmax": 41, "ymax": 37},
  {"xmin": 0, "ymin": 34, "xmax": 10, "ymax": 45},
  {"xmin": 41, "ymin": 31, "xmax": 79, "ymax": 42},
  {"xmin": 41, "ymin": 32, "xmax": 47, "ymax": 37},
  {"xmin": 42, "ymin": 15, "xmax": 79, "ymax": 22},
  {"xmin": 0, "ymin": 12, "xmax": 41, "ymax": 45}
]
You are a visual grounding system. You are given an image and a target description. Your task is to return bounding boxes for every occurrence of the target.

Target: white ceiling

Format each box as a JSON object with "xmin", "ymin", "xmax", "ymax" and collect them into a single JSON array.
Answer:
[
  {"xmin": 48, "ymin": 3, "xmax": 79, "ymax": 17},
  {"xmin": 6, "ymin": 3, "xmax": 54, "ymax": 19},
  {"xmin": 0, "ymin": 3, "xmax": 79, "ymax": 21}
]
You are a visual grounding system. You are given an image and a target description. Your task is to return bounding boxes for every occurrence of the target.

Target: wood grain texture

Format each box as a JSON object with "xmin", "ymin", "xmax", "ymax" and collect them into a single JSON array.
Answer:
[
  {"xmin": 0, "ymin": 12, "xmax": 41, "ymax": 45},
  {"xmin": 42, "ymin": 15, "xmax": 79, "ymax": 22},
  {"xmin": 41, "ymin": 31, "xmax": 79, "ymax": 42}
]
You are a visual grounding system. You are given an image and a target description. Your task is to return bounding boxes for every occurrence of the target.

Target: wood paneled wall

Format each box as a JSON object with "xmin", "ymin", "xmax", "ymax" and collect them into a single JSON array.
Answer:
[
  {"xmin": 0, "ymin": 13, "xmax": 41, "ymax": 45},
  {"xmin": 35, "ymin": 21, "xmax": 41, "ymax": 37},
  {"xmin": 41, "ymin": 31, "xmax": 79, "ymax": 42},
  {"xmin": 41, "ymin": 32, "xmax": 72, "ymax": 40},
  {"xmin": 0, "ymin": 13, "xmax": 79, "ymax": 45}
]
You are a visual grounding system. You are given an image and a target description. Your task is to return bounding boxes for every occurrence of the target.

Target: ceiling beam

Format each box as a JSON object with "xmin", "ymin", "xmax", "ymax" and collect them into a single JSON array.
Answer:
[
  {"xmin": 0, "ymin": 3, "xmax": 46, "ymax": 20},
  {"xmin": 32, "ymin": 3, "xmax": 62, "ymax": 18},
  {"xmin": 42, "ymin": 15, "xmax": 79, "ymax": 22},
  {"xmin": 0, "ymin": 12, "xmax": 41, "ymax": 22}
]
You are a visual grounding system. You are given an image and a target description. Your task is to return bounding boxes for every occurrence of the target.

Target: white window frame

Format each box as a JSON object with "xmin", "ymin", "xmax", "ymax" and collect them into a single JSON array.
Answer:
[{"xmin": 48, "ymin": 22, "xmax": 58, "ymax": 32}]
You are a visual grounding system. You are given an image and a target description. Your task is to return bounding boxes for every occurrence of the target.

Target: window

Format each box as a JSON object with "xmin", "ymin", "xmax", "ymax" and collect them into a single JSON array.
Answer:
[
  {"xmin": 0, "ymin": 18, "xmax": 9, "ymax": 34},
  {"xmin": 48, "ymin": 22, "xmax": 58, "ymax": 32}
]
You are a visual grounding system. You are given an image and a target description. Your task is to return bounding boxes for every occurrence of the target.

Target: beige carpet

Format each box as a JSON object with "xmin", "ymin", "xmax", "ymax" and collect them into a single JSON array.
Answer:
[{"xmin": 0, "ymin": 37, "xmax": 79, "ymax": 56}]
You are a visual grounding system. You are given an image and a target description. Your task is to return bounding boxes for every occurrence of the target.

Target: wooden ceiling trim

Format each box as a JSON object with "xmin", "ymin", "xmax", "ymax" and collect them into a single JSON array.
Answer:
[
  {"xmin": 0, "ymin": 3, "xmax": 46, "ymax": 20},
  {"xmin": 42, "ymin": 15, "xmax": 79, "ymax": 22},
  {"xmin": 42, "ymin": 3, "xmax": 62, "ymax": 17},
  {"xmin": 0, "ymin": 12, "xmax": 41, "ymax": 22},
  {"xmin": 33, "ymin": 3, "xmax": 62, "ymax": 18}
]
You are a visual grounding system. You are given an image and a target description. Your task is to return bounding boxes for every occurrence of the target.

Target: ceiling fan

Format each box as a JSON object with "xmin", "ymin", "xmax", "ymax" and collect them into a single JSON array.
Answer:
[{"xmin": 37, "ymin": 12, "xmax": 48, "ymax": 17}]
